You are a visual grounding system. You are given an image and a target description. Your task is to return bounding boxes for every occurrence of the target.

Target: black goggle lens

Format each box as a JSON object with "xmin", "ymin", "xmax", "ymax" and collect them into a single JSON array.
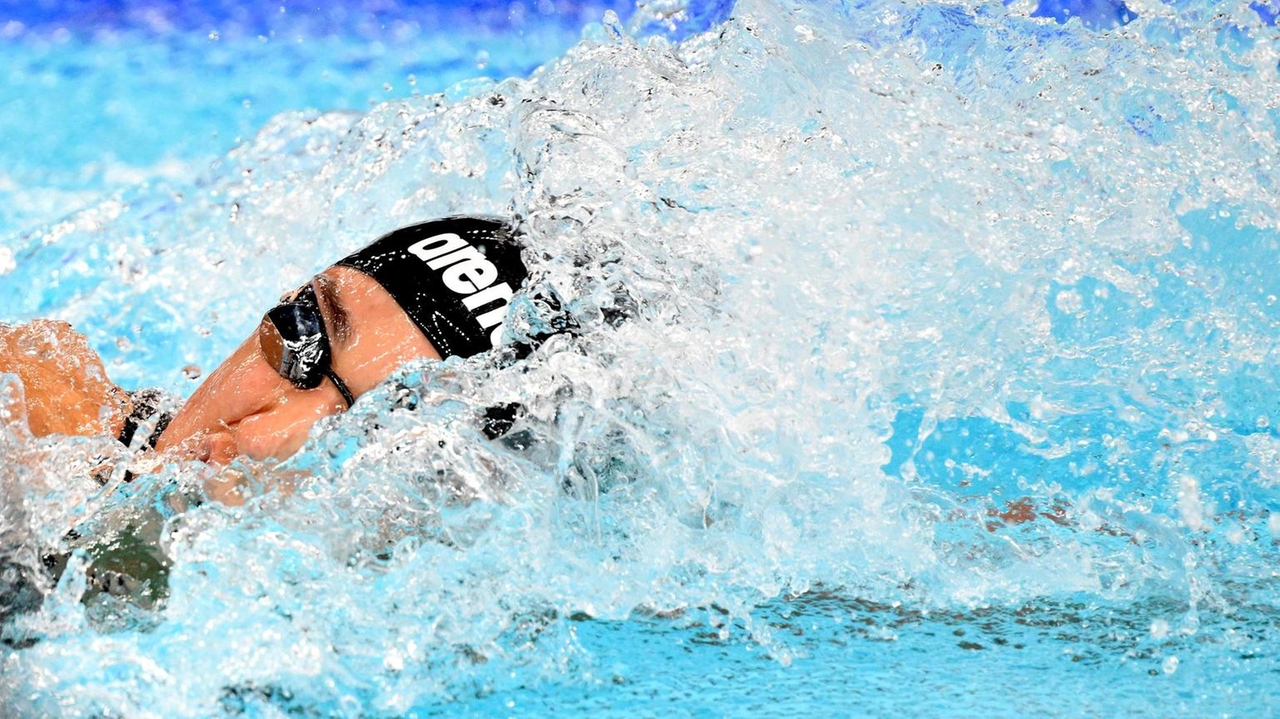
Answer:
[{"xmin": 259, "ymin": 285, "xmax": 331, "ymax": 390}]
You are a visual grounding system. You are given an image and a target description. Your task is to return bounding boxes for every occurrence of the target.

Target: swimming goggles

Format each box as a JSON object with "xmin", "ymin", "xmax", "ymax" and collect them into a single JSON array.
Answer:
[{"xmin": 258, "ymin": 284, "xmax": 356, "ymax": 407}]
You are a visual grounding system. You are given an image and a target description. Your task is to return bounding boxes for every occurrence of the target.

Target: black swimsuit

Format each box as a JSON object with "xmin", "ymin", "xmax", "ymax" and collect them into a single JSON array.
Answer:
[{"xmin": 116, "ymin": 388, "xmax": 174, "ymax": 449}]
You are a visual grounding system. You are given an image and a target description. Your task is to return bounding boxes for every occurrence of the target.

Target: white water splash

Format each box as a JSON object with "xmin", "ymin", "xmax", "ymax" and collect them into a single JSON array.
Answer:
[{"xmin": 3, "ymin": 0, "xmax": 1280, "ymax": 715}]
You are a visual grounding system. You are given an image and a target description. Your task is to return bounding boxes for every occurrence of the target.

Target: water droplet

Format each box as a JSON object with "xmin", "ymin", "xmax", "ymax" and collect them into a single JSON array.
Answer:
[
  {"xmin": 1055, "ymin": 289, "xmax": 1083, "ymax": 314},
  {"xmin": 383, "ymin": 648, "xmax": 404, "ymax": 672}
]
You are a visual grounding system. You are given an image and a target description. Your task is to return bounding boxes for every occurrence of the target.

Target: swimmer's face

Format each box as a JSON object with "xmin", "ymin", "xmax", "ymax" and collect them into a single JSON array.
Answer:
[{"xmin": 155, "ymin": 266, "xmax": 439, "ymax": 465}]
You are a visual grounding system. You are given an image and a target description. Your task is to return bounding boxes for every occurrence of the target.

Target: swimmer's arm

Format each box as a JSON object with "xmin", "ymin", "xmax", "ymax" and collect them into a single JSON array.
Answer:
[{"xmin": 0, "ymin": 320, "xmax": 127, "ymax": 438}]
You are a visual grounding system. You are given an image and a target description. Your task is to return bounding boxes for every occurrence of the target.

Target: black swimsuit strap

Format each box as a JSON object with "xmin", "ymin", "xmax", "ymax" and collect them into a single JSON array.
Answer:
[{"xmin": 117, "ymin": 388, "xmax": 174, "ymax": 449}]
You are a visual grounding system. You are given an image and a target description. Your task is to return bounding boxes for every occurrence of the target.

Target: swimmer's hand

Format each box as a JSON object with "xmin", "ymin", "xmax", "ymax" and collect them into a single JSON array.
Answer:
[{"xmin": 0, "ymin": 320, "xmax": 127, "ymax": 438}]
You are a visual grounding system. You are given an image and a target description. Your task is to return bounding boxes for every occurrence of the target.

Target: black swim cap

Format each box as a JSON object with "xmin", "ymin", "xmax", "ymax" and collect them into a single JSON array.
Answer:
[{"xmin": 336, "ymin": 217, "xmax": 528, "ymax": 359}]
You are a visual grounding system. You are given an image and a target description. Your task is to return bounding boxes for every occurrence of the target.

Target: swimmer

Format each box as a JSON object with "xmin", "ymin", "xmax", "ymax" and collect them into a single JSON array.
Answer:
[
  {"xmin": 0, "ymin": 217, "xmax": 545, "ymax": 608},
  {"xmin": 1, "ymin": 216, "xmax": 532, "ymax": 473}
]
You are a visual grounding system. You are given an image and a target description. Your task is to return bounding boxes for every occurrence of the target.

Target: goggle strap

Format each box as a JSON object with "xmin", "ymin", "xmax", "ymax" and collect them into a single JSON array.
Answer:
[{"xmin": 324, "ymin": 368, "xmax": 356, "ymax": 408}]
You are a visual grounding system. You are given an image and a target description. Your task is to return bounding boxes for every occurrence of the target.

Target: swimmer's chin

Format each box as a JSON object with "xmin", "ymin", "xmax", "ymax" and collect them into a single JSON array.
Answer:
[{"xmin": 151, "ymin": 430, "xmax": 306, "ymax": 506}]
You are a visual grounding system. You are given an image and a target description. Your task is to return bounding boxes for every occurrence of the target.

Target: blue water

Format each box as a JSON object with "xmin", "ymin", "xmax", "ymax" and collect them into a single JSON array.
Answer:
[{"xmin": 3, "ymin": 0, "xmax": 1280, "ymax": 716}]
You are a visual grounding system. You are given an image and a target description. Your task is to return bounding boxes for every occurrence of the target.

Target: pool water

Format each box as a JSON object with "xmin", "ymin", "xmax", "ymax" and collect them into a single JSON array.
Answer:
[{"xmin": 3, "ymin": 0, "xmax": 1280, "ymax": 716}]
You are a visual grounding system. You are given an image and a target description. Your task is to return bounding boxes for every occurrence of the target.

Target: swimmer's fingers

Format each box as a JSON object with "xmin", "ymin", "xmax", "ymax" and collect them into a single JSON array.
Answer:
[{"xmin": 0, "ymin": 320, "xmax": 127, "ymax": 438}]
